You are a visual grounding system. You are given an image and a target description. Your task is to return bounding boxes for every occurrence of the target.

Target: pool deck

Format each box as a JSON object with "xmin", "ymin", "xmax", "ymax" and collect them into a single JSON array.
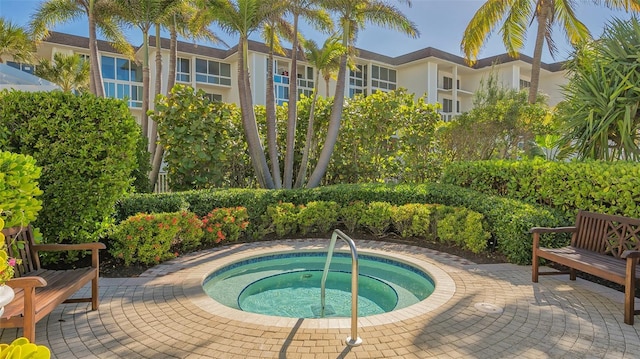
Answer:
[{"xmin": 2, "ymin": 238, "xmax": 640, "ymax": 358}]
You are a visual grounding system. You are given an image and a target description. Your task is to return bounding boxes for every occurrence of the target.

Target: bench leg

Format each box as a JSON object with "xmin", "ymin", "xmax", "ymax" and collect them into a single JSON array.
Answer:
[
  {"xmin": 570, "ymin": 268, "xmax": 576, "ymax": 281},
  {"xmin": 23, "ymin": 287, "xmax": 36, "ymax": 342},
  {"xmin": 91, "ymin": 275, "xmax": 99, "ymax": 311},
  {"xmin": 625, "ymin": 259, "xmax": 636, "ymax": 325},
  {"xmin": 532, "ymin": 254, "xmax": 539, "ymax": 283}
]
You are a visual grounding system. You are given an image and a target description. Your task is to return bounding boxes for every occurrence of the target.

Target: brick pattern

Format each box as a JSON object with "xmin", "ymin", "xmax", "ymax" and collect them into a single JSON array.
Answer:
[{"xmin": 2, "ymin": 239, "xmax": 640, "ymax": 358}]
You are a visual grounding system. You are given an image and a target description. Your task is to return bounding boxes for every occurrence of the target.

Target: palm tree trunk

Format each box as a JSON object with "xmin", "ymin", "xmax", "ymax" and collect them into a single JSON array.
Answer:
[
  {"xmin": 239, "ymin": 37, "xmax": 275, "ymax": 189},
  {"xmin": 265, "ymin": 31, "xmax": 282, "ymax": 189},
  {"xmin": 529, "ymin": 1, "xmax": 551, "ymax": 104},
  {"xmin": 294, "ymin": 68, "xmax": 321, "ymax": 188},
  {"xmin": 149, "ymin": 24, "xmax": 162, "ymax": 155},
  {"xmin": 324, "ymin": 75, "xmax": 330, "ymax": 97},
  {"xmin": 88, "ymin": 11, "xmax": 104, "ymax": 97},
  {"xmin": 306, "ymin": 47, "xmax": 348, "ymax": 188},
  {"xmin": 141, "ymin": 29, "xmax": 150, "ymax": 141},
  {"xmin": 283, "ymin": 13, "xmax": 300, "ymax": 189}
]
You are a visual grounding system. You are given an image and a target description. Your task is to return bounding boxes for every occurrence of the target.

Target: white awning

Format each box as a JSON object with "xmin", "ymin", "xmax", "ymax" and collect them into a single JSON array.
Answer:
[{"xmin": 0, "ymin": 63, "xmax": 60, "ymax": 92}]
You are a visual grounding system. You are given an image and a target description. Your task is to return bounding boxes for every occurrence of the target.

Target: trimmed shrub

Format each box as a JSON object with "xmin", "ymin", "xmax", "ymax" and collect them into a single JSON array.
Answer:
[
  {"xmin": 340, "ymin": 201, "xmax": 366, "ymax": 233},
  {"xmin": 360, "ymin": 202, "xmax": 394, "ymax": 237},
  {"xmin": 297, "ymin": 201, "xmax": 340, "ymax": 234},
  {"xmin": 391, "ymin": 203, "xmax": 434, "ymax": 238},
  {"xmin": 201, "ymin": 207, "xmax": 249, "ymax": 244},
  {"xmin": 110, "ymin": 213, "xmax": 180, "ymax": 265},
  {"xmin": 0, "ymin": 91, "xmax": 140, "ymax": 246},
  {"xmin": 175, "ymin": 212, "xmax": 203, "ymax": 252},
  {"xmin": 437, "ymin": 208, "xmax": 491, "ymax": 253},
  {"xmin": 442, "ymin": 160, "xmax": 640, "ymax": 218},
  {"xmin": 261, "ymin": 202, "xmax": 300, "ymax": 237},
  {"xmin": 0, "ymin": 151, "xmax": 43, "ymax": 227}
]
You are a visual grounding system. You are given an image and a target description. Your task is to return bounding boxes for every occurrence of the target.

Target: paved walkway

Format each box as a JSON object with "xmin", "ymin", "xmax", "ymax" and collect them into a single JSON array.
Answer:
[{"xmin": 2, "ymin": 239, "xmax": 640, "ymax": 358}]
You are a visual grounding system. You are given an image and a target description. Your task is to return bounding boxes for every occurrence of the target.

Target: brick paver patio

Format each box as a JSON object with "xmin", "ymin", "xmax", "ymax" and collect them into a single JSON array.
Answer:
[{"xmin": 1, "ymin": 239, "xmax": 640, "ymax": 358}]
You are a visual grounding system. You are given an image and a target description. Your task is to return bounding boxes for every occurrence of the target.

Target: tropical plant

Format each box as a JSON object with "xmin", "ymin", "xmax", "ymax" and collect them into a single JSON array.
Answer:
[
  {"xmin": 30, "ymin": 0, "xmax": 134, "ymax": 97},
  {"xmin": 306, "ymin": 0, "xmax": 419, "ymax": 187},
  {"xmin": 0, "ymin": 18, "xmax": 35, "ymax": 64},
  {"xmin": 35, "ymin": 52, "xmax": 89, "ymax": 93},
  {"xmin": 558, "ymin": 17, "xmax": 640, "ymax": 161},
  {"xmin": 212, "ymin": 0, "xmax": 288, "ymax": 189},
  {"xmin": 294, "ymin": 35, "xmax": 344, "ymax": 188},
  {"xmin": 461, "ymin": 0, "xmax": 640, "ymax": 104},
  {"xmin": 282, "ymin": 0, "xmax": 333, "ymax": 189}
]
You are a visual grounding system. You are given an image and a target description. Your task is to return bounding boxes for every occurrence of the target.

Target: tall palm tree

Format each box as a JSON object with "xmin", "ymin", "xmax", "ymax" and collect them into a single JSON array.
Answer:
[
  {"xmin": 0, "ymin": 18, "xmax": 35, "ymax": 64},
  {"xmin": 461, "ymin": 0, "xmax": 640, "ymax": 104},
  {"xmin": 281, "ymin": 0, "xmax": 333, "ymax": 189},
  {"xmin": 30, "ymin": 0, "xmax": 134, "ymax": 97},
  {"xmin": 35, "ymin": 52, "xmax": 90, "ymax": 92},
  {"xmin": 305, "ymin": 0, "xmax": 418, "ymax": 188},
  {"xmin": 294, "ymin": 35, "xmax": 344, "ymax": 188},
  {"xmin": 262, "ymin": 20, "xmax": 292, "ymax": 189},
  {"xmin": 114, "ymin": 0, "xmax": 182, "ymax": 144},
  {"xmin": 212, "ymin": 0, "xmax": 286, "ymax": 189}
]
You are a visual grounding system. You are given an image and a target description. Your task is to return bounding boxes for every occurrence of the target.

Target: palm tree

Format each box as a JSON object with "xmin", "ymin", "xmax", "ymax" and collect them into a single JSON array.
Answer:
[
  {"xmin": 461, "ymin": 0, "xmax": 640, "ymax": 104},
  {"xmin": 212, "ymin": 0, "xmax": 286, "ymax": 189},
  {"xmin": 114, "ymin": 0, "xmax": 182, "ymax": 145},
  {"xmin": 262, "ymin": 20, "xmax": 292, "ymax": 189},
  {"xmin": 281, "ymin": 0, "xmax": 333, "ymax": 189},
  {"xmin": 0, "ymin": 18, "xmax": 35, "ymax": 64},
  {"xmin": 294, "ymin": 35, "xmax": 344, "ymax": 188},
  {"xmin": 305, "ymin": 0, "xmax": 418, "ymax": 188},
  {"xmin": 35, "ymin": 52, "xmax": 90, "ymax": 92},
  {"xmin": 30, "ymin": 0, "xmax": 133, "ymax": 97},
  {"xmin": 149, "ymin": 1, "xmax": 225, "ymax": 189}
]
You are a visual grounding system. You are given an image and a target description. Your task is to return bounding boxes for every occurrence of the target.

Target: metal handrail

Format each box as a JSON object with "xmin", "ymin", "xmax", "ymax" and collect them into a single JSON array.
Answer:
[{"xmin": 320, "ymin": 229, "xmax": 362, "ymax": 346}]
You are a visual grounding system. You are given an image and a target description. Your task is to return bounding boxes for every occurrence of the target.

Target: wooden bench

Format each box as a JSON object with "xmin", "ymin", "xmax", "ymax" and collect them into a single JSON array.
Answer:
[
  {"xmin": 0, "ymin": 226, "xmax": 105, "ymax": 341},
  {"xmin": 531, "ymin": 210, "xmax": 640, "ymax": 325}
]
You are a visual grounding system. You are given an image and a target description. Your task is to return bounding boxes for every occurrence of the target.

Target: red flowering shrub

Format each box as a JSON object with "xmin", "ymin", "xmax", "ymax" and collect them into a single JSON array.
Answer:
[{"xmin": 201, "ymin": 207, "xmax": 249, "ymax": 245}]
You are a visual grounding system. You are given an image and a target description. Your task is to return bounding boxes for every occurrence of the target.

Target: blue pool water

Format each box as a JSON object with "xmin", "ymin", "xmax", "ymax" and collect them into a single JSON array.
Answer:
[{"xmin": 202, "ymin": 252, "xmax": 435, "ymax": 318}]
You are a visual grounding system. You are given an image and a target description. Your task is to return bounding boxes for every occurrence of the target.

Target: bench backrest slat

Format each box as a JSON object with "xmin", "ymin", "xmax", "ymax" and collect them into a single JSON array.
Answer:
[
  {"xmin": 573, "ymin": 211, "xmax": 640, "ymax": 258},
  {"xmin": 2, "ymin": 226, "xmax": 40, "ymax": 276}
]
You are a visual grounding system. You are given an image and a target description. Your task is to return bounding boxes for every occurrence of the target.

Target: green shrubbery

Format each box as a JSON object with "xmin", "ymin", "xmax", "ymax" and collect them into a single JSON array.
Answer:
[
  {"xmin": 0, "ymin": 91, "xmax": 141, "ymax": 248},
  {"xmin": 0, "ymin": 151, "xmax": 43, "ymax": 227},
  {"xmin": 442, "ymin": 160, "xmax": 640, "ymax": 218},
  {"xmin": 115, "ymin": 183, "xmax": 567, "ymax": 264}
]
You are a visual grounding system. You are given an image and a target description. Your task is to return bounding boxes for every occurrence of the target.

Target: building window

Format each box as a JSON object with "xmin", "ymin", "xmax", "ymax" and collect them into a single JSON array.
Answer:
[
  {"xmin": 349, "ymin": 64, "xmax": 367, "ymax": 97},
  {"xmin": 176, "ymin": 57, "xmax": 191, "ymax": 83},
  {"xmin": 371, "ymin": 65, "xmax": 396, "ymax": 92},
  {"xmin": 203, "ymin": 93, "xmax": 222, "ymax": 102},
  {"xmin": 442, "ymin": 76, "xmax": 453, "ymax": 90},
  {"xmin": 442, "ymin": 99, "xmax": 460, "ymax": 113},
  {"xmin": 519, "ymin": 79, "xmax": 531, "ymax": 89},
  {"xmin": 297, "ymin": 65, "xmax": 314, "ymax": 98},
  {"xmin": 101, "ymin": 55, "xmax": 143, "ymax": 108},
  {"xmin": 7, "ymin": 61, "xmax": 35, "ymax": 74},
  {"xmin": 195, "ymin": 59, "xmax": 231, "ymax": 86}
]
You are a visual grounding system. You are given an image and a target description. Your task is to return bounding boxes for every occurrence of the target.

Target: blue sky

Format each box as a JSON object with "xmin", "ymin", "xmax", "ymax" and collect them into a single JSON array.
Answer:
[{"xmin": 0, "ymin": 0, "xmax": 635, "ymax": 63}]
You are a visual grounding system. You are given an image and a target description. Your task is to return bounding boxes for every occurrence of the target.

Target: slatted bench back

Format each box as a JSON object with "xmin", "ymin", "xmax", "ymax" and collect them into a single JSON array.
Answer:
[
  {"xmin": 573, "ymin": 211, "xmax": 640, "ymax": 258},
  {"xmin": 2, "ymin": 226, "xmax": 41, "ymax": 277}
]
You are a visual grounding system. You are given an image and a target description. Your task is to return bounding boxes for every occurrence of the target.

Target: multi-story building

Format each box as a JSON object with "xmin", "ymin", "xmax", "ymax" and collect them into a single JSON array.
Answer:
[{"xmin": 2, "ymin": 31, "xmax": 568, "ymax": 123}]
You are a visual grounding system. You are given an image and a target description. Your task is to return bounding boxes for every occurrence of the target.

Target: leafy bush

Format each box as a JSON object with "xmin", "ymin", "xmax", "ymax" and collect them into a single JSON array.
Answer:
[
  {"xmin": 261, "ymin": 202, "xmax": 301, "ymax": 237},
  {"xmin": 110, "ymin": 213, "xmax": 181, "ymax": 265},
  {"xmin": 391, "ymin": 203, "xmax": 434, "ymax": 238},
  {"xmin": 340, "ymin": 201, "xmax": 366, "ymax": 233},
  {"xmin": 174, "ymin": 212, "xmax": 203, "ymax": 252},
  {"xmin": 0, "ymin": 151, "xmax": 43, "ymax": 227},
  {"xmin": 437, "ymin": 208, "xmax": 490, "ymax": 253},
  {"xmin": 297, "ymin": 201, "xmax": 340, "ymax": 234},
  {"xmin": 442, "ymin": 159, "xmax": 640, "ymax": 218},
  {"xmin": 0, "ymin": 91, "xmax": 140, "ymax": 246},
  {"xmin": 201, "ymin": 207, "xmax": 249, "ymax": 244},
  {"xmin": 360, "ymin": 202, "xmax": 394, "ymax": 237}
]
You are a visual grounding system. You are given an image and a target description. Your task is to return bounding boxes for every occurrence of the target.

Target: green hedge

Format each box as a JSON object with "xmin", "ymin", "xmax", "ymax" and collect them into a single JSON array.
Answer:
[
  {"xmin": 115, "ymin": 183, "xmax": 568, "ymax": 264},
  {"xmin": 0, "ymin": 151, "xmax": 43, "ymax": 227},
  {"xmin": 0, "ymin": 91, "xmax": 141, "ymax": 246},
  {"xmin": 441, "ymin": 160, "xmax": 640, "ymax": 217}
]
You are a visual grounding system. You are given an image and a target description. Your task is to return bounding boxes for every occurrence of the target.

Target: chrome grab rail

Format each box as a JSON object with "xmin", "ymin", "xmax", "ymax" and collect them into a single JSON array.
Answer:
[{"xmin": 320, "ymin": 229, "xmax": 362, "ymax": 346}]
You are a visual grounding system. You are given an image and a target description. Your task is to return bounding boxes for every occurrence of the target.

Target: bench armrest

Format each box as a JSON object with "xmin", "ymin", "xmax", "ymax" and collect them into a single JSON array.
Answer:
[
  {"xmin": 530, "ymin": 226, "xmax": 577, "ymax": 234},
  {"xmin": 621, "ymin": 250, "xmax": 640, "ymax": 259},
  {"xmin": 6, "ymin": 276, "xmax": 47, "ymax": 289},
  {"xmin": 32, "ymin": 242, "xmax": 106, "ymax": 252}
]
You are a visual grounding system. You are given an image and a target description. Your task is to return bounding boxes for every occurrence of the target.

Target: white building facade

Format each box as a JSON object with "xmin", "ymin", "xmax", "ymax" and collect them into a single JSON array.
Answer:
[{"xmin": 2, "ymin": 31, "xmax": 569, "ymax": 122}]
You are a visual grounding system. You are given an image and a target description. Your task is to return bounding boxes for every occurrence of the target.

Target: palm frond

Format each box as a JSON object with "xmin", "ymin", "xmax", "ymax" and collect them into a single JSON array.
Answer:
[
  {"xmin": 29, "ymin": 0, "xmax": 83, "ymax": 41},
  {"xmin": 461, "ymin": 0, "xmax": 513, "ymax": 65}
]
